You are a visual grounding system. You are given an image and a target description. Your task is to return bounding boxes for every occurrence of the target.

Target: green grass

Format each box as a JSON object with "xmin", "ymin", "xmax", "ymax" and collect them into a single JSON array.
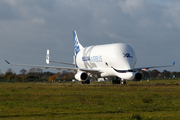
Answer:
[{"xmin": 0, "ymin": 80, "xmax": 180, "ymax": 119}]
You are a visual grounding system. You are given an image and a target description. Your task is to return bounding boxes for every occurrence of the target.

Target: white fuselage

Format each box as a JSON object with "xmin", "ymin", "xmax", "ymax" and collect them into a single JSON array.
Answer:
[
  {"xmin": 75, "ymin": 43, "xmax": 137, "ymax": 80},
  {"xmin": 5, "ymin": 30, "xmax": 173, "ymax": 83}
]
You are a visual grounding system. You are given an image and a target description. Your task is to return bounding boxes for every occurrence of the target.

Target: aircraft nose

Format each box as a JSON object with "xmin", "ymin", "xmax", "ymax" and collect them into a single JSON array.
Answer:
[
  {"xmin": 125, "ymin": 72, "xmax": 134, "ymax": 80},
  {"xmin": 118, "ymin": 72, "xmax": 135, "ymax": 80}
]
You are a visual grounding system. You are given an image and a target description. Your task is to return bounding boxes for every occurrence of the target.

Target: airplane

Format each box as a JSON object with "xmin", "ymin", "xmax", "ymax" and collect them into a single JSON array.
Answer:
[{"xmin": 5, "ymin": 30, "xmax": 175, "ymax": 84}]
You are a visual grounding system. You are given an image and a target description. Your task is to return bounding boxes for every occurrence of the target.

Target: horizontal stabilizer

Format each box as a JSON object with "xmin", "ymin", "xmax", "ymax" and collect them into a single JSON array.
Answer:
[
  {"xmin": 46, "ymin": 49, "xmax": 74, "ymax": 66},
  {"xmin": 46, "ymin": 49, "xmax": 50, "ymax": 64}
]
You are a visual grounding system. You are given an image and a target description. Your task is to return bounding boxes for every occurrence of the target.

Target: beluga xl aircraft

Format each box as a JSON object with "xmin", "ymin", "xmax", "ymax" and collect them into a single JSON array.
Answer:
[{"xmin": 5, "ymin": 30, "xmax": 175, "ymax": 84}]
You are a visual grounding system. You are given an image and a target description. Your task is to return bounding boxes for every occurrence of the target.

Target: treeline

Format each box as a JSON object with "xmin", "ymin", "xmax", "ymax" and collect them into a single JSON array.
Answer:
[
  {"xmin": 0, "ymin": 68, "xmax": 179, "ymax": 82},
  {"xmin": 142, "ymin": 70, "xmax": 179, "ymax": 80},
  {"xmin": 0, "ymin": 68, "xmax": 75, "ymax": 82}
]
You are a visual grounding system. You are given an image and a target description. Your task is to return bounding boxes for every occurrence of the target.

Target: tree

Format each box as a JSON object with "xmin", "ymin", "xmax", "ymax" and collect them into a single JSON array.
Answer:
[
  {"xmin": 48, "ymin": 75, "xmax": 56, "ymax": 82},
  {"xmin": 150, "ymin": 69, "xmax": 160, "ymax": 79},
  {"xmin": 172, "ymin": 71, "xmax": 179, "ymax": 78},
  {"xmin": 66, "ymin": 72, "xmax": 75, "ymax": 79},
  {"xmin": 7, "ymin": 74, "xmax": 15, "ymax": 81},
  {"xmin": 21, "ymin": 75, "xmax": 27, "ymax": 81},
  {"xmin": 141, "ymin": 71, "xmax": 149, "ymax": 79},
  {"xmin": 20, "ymin": 69, "xmax": 27, "ymax": 75},
  {"xmin": 7, "ymin": 68, "xmax": 13, "ymax": 73},
  {"xmin": 61, "ymin": 70, "xmax": 68, "ymax": 80},
  {"xmin": 61, "ymin": 70, "xmax": 68, "ymax": 76},
  {"xmin": 162, "ymin": 70, "xmax": 171, "ymax": 79},
  {"xmin": 56, "ymin": 72, "xmax": 61, "ymax": 79},
  {"xmin": 4, "ymin": 68, "xmax": 13, "ymax": 80},
  {"xmin": 36, "ymin": 68, "xmax": 43, "ymax": 73},
  {"xmin": 14, "ymin": 76, "xmax": 20, "ymax": 82},
  {"xmin": 28, "ymin": 68, "xmax": 36, "ymax": 74},
  {"xmin": 42, "ymin": 71, "xmax": 55, "ymax": 79}
]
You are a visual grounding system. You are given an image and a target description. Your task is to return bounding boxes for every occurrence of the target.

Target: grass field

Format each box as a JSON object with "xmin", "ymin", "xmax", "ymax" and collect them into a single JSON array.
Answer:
[{"xmin": 0, "ymin": 80, "xmax": 180, "ymax": 120}]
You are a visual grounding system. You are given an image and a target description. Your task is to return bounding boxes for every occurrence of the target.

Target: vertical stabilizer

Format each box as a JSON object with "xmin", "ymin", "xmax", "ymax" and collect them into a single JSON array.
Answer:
[{"xmin": 73, "ymin": 30, "xmax": 84, "ymax": 55}]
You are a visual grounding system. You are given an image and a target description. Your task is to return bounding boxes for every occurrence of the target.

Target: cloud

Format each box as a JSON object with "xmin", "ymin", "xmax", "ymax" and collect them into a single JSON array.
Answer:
[
  {"xmin": 32, "ymin": 17, "xmax": 46, "ymax": 24},
  {"xmin": 138, "ymin": 17, "xmax": 154, "ymax": 27},
  {"xmin": 1, "ymin": 0, "xmax": 180, "ymax": 73},
  {"xmin": 118, "ymin": 0, "xmax": 145, "ymax": 17},
  {"xmin": 162, "ymin": 3, "xmax": 180, "ymax": 28},
  {"xmin": 0, "ymin": 1, "xmax": 20, "ymax": 20}
]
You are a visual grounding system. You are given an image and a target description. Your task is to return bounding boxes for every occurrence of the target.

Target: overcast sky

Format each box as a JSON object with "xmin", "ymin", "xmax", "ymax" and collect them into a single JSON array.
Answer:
[{"xmin": 1, "ymin": 0, "xmax": 180, "ymax": 74}]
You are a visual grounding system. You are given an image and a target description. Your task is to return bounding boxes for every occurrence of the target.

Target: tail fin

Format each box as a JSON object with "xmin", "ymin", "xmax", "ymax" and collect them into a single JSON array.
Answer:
[{"xmin": 73, "ymin": 30, "xmax": 84, "ymax": 55}]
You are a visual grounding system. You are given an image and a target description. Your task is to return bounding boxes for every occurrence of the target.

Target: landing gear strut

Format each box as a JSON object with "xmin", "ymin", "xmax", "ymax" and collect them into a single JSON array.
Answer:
[{"xmin": 121, "ymin": 79, "xmax": 126, "ymax": 84}]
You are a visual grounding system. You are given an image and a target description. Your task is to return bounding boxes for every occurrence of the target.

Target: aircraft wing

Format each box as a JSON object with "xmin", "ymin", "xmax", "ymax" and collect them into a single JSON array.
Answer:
[
  {"xmin": 79, "ymin": 68, "xmax": 101, "ymax": 73},
  {"xmin": 49, "ymin": 61, "xmax": 75, "ymax": 66},
  {"xmin": 5, "ymin": 60, "xmax": 100, "ymax": 73},
  {"xmin": 134, "ymin": 61, "xmax": 175, "ymax": 71}
]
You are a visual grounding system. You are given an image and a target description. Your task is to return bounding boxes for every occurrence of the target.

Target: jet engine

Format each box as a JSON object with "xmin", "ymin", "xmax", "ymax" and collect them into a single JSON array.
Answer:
[
  {"xmin": 134, "ymin": 72, "xmax": 142, "ymax": 81},
  {"xmin": 75, "ymin": 71, "xmax": 88, "ymax": 81}
]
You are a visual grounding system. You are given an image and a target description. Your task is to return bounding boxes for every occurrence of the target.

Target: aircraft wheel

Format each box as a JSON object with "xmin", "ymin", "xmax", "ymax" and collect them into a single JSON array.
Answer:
[
  {"xmin": 117, "ymin": 80, "xmax": 120, "ymax": 84},
  {"xmin": 121, "ymin": 79, "xmax": 126, "ymax": 84},
  {"xmin": 112, "ymin": 79, "xmax": 120, "ymax": 84},
  {"xmin": 82, "ymin": 80, "xmax": 90, "ymax": 84},
  {"xmin": 112, "ymin": 80, "xmax": 115, "ymax": 84},
  {"xmin": 112, "ymin": 80, "xmax": 117, "ymax": 84},
  {"xmin": 86, "ymin": 80, "xmax": 90, "ymax": 84}
]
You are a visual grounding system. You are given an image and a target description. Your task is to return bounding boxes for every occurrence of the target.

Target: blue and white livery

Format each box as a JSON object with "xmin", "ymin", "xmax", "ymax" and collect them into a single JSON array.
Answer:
[
  {"xmin": 73, "ymin": 30, "xmax": 83, "ymax": 55},
  {"xmin": 5, "ymin": 30, "xmax": 175, "ymax": 84}
]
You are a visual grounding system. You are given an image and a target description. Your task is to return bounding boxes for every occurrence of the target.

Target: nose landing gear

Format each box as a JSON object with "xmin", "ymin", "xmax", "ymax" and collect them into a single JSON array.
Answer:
[{"xmin": 121, "ymin": 79, "xmax": 126, "ymax": 84}]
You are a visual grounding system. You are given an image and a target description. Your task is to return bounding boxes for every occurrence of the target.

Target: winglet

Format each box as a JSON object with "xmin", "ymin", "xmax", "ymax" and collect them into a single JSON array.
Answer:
[
  {"xmin": 173, "ymin": 61, "xmax": 175, "ymax": 66},
  {"xmin": 46, "ymin": 49, "xmax": 50, "ymax": 64},
  {"xmin": 5, "ymin": 60, "xmax": 10, "ymax": 65}
]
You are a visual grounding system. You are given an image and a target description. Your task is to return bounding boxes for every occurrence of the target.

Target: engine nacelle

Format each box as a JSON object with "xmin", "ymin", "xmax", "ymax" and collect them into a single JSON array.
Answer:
[
  {"xmin": 134, "ymin": 72, "xmax": 142, "ymax": 81},
  {"xmin": 75, "ymin": 71, "xmax": 88, "ymax": 81}
]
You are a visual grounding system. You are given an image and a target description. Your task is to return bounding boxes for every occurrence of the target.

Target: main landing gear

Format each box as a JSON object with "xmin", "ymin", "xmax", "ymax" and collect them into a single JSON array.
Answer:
[
  {"xmin": 112, "ymin": 77, "xmax": 120, "ymax": 84},
  {"xmin": 112, "ymin": 77, "xmax": 126, "ymax": 84},
  {"xmin": 82, "ymin": 80, "xmax": 90, "ymax": 84}
]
